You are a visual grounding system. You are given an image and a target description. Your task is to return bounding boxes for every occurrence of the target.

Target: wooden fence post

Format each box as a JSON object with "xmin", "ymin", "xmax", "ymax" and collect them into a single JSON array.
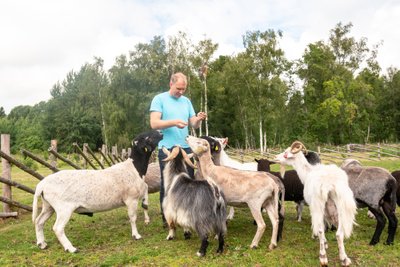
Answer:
[
  {"xmin": 101, "ymin": 144, "xmax": 107, "ymax": 165},
  {"xmin": 1, "ymin": 134, "xmax": 11, "ymax": 213},
  {"xmin": 378, "ymin": 143, "xmax": 381, "ymax": 160},
  {"xmin": 50, "ymin": 139, "xmax": 57, "ymax": 168},
  {"xmin": 83, "ymin": 143, "xmax": 88, "ymax": 169}
]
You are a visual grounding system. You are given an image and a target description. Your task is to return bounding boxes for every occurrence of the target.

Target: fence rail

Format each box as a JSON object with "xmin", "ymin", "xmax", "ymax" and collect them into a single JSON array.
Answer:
[{"xmin": 1, "ymin": 134, "xmax": 399, "ymax": 218}]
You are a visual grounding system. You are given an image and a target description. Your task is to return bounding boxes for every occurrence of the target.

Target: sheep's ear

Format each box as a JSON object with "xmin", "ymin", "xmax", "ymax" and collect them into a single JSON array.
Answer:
[{"xmin": 254, "ymin": 158, "xmax": 259, "ymax": 163}]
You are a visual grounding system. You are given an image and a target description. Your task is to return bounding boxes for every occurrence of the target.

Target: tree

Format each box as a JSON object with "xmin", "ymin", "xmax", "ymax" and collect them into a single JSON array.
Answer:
[
  {"xmin": 241, "ymin": 29, "xmax": 290, "ymax": 150},
  {"xmin": 297, "ymin": 22, "xmax": 382, "ymax": 144},
  {"xmin": 191, "ymin": 37, "xmax": 219, "ymax": 136},
  {"xmin": 43, "ymin": 59, "xmax": 107, "ymax": 151},
  {"xmin": 0, "ymin": 107, "xmax": 6, "ymax": 118}
]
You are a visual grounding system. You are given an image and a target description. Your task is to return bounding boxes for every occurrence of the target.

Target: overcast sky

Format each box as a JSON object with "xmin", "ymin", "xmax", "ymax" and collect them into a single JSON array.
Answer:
[{"xmin": 1, "ymin": 0, "xmax": 399, "ymax": 114}]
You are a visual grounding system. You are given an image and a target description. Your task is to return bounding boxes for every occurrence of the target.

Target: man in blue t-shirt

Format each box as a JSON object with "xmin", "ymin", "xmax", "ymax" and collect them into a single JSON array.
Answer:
[{"xmin": 149, "ymin": 72, "xmax": 207, "ymax": 226}]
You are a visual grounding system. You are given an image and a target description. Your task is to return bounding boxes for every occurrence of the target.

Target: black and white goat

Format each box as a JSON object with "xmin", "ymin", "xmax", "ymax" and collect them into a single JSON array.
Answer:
[
  {"xmin": 32, "ymin": 130, "xmax": 163, "ymax": 253},
  {"xmin": 341, "ymin": 159, "xmax": 397, "ymax": 245},
  {"xmin": 162, "ymin": 146, "xmax": 227, "ymax": 257},
  {"xmin": 255, "ymin": 152, "xmax": 321, "ymax": 222},
  {"xmin": 275, "ymin": 141, "xmax": 357, "ymax": 267}
]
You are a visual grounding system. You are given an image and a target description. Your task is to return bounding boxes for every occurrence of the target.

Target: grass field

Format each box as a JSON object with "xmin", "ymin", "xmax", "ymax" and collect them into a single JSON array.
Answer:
[{"xmin": 0, "ymin": 157, "xmax": 400, "ymax": 266}]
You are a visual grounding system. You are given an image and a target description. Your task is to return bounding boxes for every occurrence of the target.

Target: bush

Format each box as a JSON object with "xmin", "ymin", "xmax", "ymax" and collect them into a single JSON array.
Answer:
[{"xmin": 21, "ymin": 157, "xmax": 38, "ymax": 171}]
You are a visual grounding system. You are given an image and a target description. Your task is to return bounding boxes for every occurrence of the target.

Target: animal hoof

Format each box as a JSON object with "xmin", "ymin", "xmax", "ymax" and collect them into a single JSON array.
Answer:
[
  {"xmin": 196, "ymin": 251, "xmax": 205, "ymax": 257},
  {"xmin": 385, "ymin": 241, "xmax": 394, "ymax": 246},
  {"xmin": 268, "ymin": 243, "xmax": 277, "ymax": 250},
  {"xmin": 369, "ymin": 240, "xmax": 379, "ymax": 246},
  {"xmin": 250, "ymin": 245, "xmax": 258, "ymax": 249},
  {"xmin": 66, "ymin": 247, "xmax": 79, "ymax": 253},
  {"xmin": 133, "ymin": 235, "xmax": 142, "ymax": 240},
  {"xmin": 144, "ymin": 220, "xmax": 150, "ymax": 225},
  {"xmin": 37, "ymin": 242, "xmax": 48, "ymax": 250},
  {"xmin": 216, "ymin": 248, "xmax": 223, "ymax": 254},
  {"xmin": 319, "ymin": 255, "xmax": 328, "ymax": 266},
  {"xmin": 166, "ymin": 235, "xmax": 174, "ymax": 240},
  {"xmin": 341, "ymin": 257, "xmax": 352, "ymax": 266}
]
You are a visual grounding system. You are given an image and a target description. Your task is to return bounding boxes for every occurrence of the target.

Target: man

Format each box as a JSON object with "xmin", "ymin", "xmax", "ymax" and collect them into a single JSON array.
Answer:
[{"xmin": 149, "ymin": 72, "xmax": 207, "ymax": 225}]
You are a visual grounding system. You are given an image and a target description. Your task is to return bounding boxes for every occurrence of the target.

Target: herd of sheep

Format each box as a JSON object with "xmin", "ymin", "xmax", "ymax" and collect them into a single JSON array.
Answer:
[{"xmin": 32, "ymin": 130, "xmax": 400, "ymax": 266}]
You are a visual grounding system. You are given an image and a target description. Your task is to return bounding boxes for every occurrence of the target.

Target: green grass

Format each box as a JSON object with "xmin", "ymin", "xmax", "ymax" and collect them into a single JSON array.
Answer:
[{"xmin": 0, "ymin": 159, "xmax": 400, "ymax": 266}]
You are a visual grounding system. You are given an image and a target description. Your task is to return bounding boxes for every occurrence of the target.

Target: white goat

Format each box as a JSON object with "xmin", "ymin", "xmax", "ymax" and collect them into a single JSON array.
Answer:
[
  {"xmin": 187, "ymin": 136, "xmax": 281, "ymax": 250},
  {"xmin": 201, "ymin": 136, "xmax": 285, "ymax": 224},
  {"xmin": 32, "ymin": 130, "xmax": 163, "ymax": 253},
  {"xmin": 275, "ymin": 141, "xmax": 357, "ymax": 267},
  {"xmin": 213, "ymin": 137, "xmax": 258, "ymax": 171}
]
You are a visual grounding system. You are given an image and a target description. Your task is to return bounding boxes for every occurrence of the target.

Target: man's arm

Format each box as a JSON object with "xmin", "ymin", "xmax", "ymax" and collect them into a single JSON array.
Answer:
[
  {"xmin": 150, "ymin": 111, "xmax": 188, "ymax": 130},
  {"xmin": 189, "ymin": 112, "xmax": 207, "ymax": 129}
]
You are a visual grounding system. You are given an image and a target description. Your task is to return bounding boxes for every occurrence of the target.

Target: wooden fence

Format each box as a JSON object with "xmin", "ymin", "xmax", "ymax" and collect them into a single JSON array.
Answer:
[{"xmin": 1, "ymin": 133, "xmax": 399, "ymax": 218}]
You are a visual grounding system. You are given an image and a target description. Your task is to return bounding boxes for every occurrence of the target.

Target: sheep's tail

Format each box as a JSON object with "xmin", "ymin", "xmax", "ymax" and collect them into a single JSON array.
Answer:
[
  {"xmin": 332, "ymin": 184, "xmax": 357, "ymax": 239},
  {"xmin": 32, "ymin": 183, "xmax": 43, "ymax": 223}
]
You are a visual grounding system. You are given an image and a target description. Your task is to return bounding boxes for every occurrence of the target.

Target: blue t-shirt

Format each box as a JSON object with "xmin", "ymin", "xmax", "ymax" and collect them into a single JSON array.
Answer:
[{"xmin": 150, "ymin": 91, "xmax": 195, "ymax": 149}]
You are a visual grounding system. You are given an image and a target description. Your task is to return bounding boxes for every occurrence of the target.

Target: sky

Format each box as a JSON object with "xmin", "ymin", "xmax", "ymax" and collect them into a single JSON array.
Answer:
[{"xmin": 1, "ymin": 0, "xmax": 399, "ymax": 114}]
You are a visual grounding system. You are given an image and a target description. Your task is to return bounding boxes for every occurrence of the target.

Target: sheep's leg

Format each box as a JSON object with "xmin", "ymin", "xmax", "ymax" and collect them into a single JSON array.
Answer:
[
  {"xmin": 126, "ymin": 199, "xmax": 142, "ymax": 240},
  {"xmin": 216, "ymin": 232, "xmax": 224, "ymax": 254},
  {"xmin": 277, "ymin": 201, "xmax": 285, "ymax": 242},
  {"xmin": 35, "ymin": 200, "xmax": 54, "ymax": 249},
  {"xmin": 382, "ymin": 201, "xmax": 398, "ymax": 245},
  {"xmin": 166, "ymin": 221, "xmax": 176, "ymax": 240},
  {"xmin": 196, "ymin": 235, "xmax": 209, "ymax": 257},
  {"xmin": 52, "ymin": 208, "xmax": 77, "ymax": 253},
  {"xmin": 296, "ymin": 201, "xmax": 305, "ymax": 222},
  {"xmin": 141, "ymin": 190, "xmax": 150, "ymax": 224},
  {"xmin": 248, "ymin": 204, "xmax": 266, "ymax": 249},
  {"xmin": 311, "ymin": 198, "xmax": 328, "ymax": 266},
  {"xmin": 226, "ymin": 206, "xmax": 234, "ymax": 220},
  {"xmin": 368, "ymin": 207, "xmax": 386, "ymax": 245},
  {"xmin": 318, "ymin": 229, "xmax": 328, "ymax": 266},
  {"xmin": 264, "ymin": 203, "xmax": 279, "ymax": 250},
  {"xmin": 336, "ymin": 224, "xmax": 351, "ymax": 266}
]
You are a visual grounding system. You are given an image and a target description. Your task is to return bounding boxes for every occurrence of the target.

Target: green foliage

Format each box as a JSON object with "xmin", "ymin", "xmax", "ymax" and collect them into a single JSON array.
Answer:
[
  {"xmin": 3, "ymin": 23, "xmax": 400, "ymax": 153},
  {"xmin": 21, "ymin": 157, "xmax": 38, "ymax": 171}
]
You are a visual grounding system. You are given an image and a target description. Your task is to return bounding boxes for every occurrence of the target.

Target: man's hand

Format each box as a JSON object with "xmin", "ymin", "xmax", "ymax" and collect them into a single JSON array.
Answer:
[{"xmin": 175, "ymin": 119, "xmax": 188, "ymax": 129}]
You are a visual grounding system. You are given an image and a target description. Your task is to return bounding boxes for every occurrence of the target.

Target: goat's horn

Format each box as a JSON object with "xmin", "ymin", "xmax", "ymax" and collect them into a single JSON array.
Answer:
[
  {"xmin": 181, "ymin": 148, "xmax": 197, "ymax": 169},
  {"xmin": 290, "ymin": 141, "xmax": 306, "ymax": 154},
  {"xmin": 163, "ymin": 146, "xmax": 180, "ymax": 161}
]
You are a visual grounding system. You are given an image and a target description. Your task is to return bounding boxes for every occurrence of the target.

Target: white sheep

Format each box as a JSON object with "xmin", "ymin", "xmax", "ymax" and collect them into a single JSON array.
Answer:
[
  {"xmin": 186, "ymin": 135, "xmax": 281, "ymax": 250},
  {"xmin": 32, "ymin": 130, "xmax": 163, "ymax": 253},
  {"xmin": 275, "ymin": 141, "xmax": 357, "ymax": 267}
]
